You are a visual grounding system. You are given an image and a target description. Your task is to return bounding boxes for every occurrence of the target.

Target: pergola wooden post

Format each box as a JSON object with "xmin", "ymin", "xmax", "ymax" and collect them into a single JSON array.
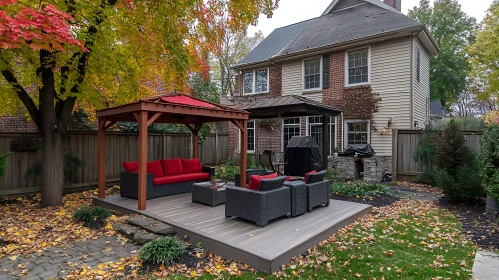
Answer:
[
  {"xmin": 96, "ymin": 94, "xmax": 249, "ymax": 210},
  {"xmin": 185, "ymin": 124, "xmax": 201, "ymax": 158}
]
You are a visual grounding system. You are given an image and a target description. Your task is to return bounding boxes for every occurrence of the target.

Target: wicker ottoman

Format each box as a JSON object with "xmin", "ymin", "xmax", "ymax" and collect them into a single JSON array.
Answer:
[
  {"xmin": 283, "ymin": 180, "xmax": 307, "ymax": 217},
  {"xmin": 192, "ymin": 182, "xmax": 226, "ymax": 207}
]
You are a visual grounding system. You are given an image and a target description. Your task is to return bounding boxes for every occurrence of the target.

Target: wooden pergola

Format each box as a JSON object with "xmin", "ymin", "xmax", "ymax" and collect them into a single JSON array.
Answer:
[{"xmin": 96, "ymin": 94, "xmax": 250, "ymax": 210}]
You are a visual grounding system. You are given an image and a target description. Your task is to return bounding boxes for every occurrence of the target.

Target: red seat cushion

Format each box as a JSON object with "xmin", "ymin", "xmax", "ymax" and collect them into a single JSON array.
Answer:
[
  {"xmin": 181, "ymin": 158, "xmax": 202, "ymax": 173},
  {"xmin": 153, "ymin": 172, "xmax": 210, "ymax": 185},
  {"xmin": 147, "ymin": 160, "xmax": 164, "ymax": 178},
  {"xmin": 304, "ymin": 170, "xmax": 317, "ymax": 183},
  {"xmin": 122, "ymin": 161, "xmax": 139, "ymax": 172},
  {"xmin": 247, "ymin": 172, "xmax": 278, "ymax": 190},
  {"xmin": 161, "ymin": 158, "xmax": 183, "ymax": 176}
]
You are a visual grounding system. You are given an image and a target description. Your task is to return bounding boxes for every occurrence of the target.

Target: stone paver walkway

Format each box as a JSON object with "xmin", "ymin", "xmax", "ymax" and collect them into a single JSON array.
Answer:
[
  {"xmin": 472, "ymin": 250, "xmax": 499, "ymax": 280},
  {"xmin": 388, "ymin": 185, "xmax": 442, "ymax": 201},
  {"xmin": 0, "ymin": 236, "xmax": 140, "ymax": 280}
]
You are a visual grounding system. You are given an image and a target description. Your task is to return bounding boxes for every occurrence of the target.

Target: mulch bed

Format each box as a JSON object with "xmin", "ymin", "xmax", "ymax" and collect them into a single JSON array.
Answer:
[
  {"xmin": 140, "ymin": 246, "xmax": 207, "ymax": 273},
  {"xmin": 437, "ymin": 197, "xmax": 499, "ymax": 251},
  {"xmin": 331, "ymin": 194, "xmax": 399, "ymax": 207}
]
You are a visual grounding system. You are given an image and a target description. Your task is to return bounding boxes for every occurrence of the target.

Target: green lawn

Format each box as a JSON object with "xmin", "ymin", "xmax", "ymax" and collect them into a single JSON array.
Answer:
[{"xmin": 166, "ymin": 201, "xmax": 476, "ymax": 279}]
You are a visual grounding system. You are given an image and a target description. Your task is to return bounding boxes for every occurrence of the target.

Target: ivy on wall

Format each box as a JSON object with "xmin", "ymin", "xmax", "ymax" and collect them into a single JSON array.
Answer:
[{"xmin": 341, "ymin": 86, "xmax": 382, "ymax": 131}]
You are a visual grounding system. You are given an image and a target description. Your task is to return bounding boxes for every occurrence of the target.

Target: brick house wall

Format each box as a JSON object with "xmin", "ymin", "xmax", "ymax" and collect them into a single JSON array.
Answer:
[
  {"xmin": 0, "ymin": 109, "xmax": 38, "ymax": 132},
  {"xmin": 228, "ymin": 66, "xmax": 282, "ymax": 160}
]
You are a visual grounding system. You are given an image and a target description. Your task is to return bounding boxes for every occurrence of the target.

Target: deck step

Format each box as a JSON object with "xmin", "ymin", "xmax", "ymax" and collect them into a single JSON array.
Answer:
[
  {"xmin": 127, "ymin": 215, "xmax": 175, "ymax": 235},
  {"xmin": 133, "ymin": 232, "xmax": 163, "ymax": 245}
]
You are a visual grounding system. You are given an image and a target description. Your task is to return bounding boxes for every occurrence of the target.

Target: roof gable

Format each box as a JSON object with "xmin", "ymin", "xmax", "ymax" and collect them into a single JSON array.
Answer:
[
  {"xmin": 282, "ymin": 2, "xmax": 421, "ymax": 55},
  {"xmin": 323, "ymin": 0, "xmax": 400, "ymax": 15}
]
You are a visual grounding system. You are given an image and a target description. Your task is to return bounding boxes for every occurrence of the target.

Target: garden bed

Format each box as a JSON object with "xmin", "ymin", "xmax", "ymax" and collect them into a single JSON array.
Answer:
[
  {"xmin": 331, "ymin": 193, "xmax": 399, "ymax": 207},
  {"xmin": 438, "ymin": 197, "xmax": 499, "ymax": 251}
]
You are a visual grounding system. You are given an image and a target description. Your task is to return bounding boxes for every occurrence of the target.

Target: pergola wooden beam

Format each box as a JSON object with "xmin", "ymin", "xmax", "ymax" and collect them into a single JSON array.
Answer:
[{"xmin": 96, "ymin": 94, "xmax": 249, "ymax": 210}]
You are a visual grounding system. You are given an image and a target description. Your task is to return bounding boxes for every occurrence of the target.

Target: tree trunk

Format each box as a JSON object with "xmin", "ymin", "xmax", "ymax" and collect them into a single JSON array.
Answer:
[{"xmin": 40, "ymin": 131, "xmax": 65, "ymax": 206}]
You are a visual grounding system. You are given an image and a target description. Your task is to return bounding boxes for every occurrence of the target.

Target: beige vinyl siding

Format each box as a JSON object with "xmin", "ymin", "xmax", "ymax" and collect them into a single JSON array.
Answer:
[
  {"xmin": 413, "ymin": 38, "xmax": 430, "ymax": 128},
  {"xmin": 282, "ymin": 60, "xmax": 303, "ymax": 96},
  {"xmin": 370, "ymin": 37, "xmax": 412, "ymax": 156}
]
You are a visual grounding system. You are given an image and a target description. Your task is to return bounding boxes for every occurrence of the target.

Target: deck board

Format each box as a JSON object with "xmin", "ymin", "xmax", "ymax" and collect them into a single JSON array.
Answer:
[{"xmin": 94, "ymin": 193, "xmax": 371, "ymax": 273}]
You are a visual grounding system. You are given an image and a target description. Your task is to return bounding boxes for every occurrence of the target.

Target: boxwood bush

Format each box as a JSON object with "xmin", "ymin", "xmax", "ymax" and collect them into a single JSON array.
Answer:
[
  {"xmin": 139, "ymin": 236, "xmax": 186, "ymax": 264},
  {"xmin": 330, "ymin": 181, "xmax": 390, "ymax": 197},
  {"xmin": 72, "ymin": 206, "xmax": 112, "ymax": 224}
]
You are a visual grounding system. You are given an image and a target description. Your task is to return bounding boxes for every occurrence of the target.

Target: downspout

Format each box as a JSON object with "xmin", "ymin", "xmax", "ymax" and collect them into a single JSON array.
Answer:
[
  {"xmin": 341, "ymin": 112, "xmax": 344, "ymax": 151},
  {"xmin": 410, "ymin": 33, "xmax": 414, "ymax": 129}
]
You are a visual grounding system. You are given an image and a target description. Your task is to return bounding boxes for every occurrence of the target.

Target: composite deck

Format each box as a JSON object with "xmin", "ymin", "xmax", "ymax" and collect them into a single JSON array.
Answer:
[{"xmin": 94, "ymin": 193, "xmax": 372, "ymax": 273}]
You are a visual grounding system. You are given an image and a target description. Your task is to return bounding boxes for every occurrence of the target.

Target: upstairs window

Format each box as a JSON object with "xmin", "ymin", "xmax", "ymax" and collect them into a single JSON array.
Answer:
[
  {"xmin": 243, "ymin": 69, "xmax": 268, "ymax": 94},
  {"xmin": 346, "ymin": 48, "xmax": 369, "ymax": 85},
  {"xmin": 303, "ymin": 58, "xmax": 322, "ymax": 90}
]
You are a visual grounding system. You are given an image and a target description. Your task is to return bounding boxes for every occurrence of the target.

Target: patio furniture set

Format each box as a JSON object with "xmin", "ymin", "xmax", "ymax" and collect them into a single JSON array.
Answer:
[{"xmin": 120, "ymin": 158, "xmax": 330, "ymax": 227}]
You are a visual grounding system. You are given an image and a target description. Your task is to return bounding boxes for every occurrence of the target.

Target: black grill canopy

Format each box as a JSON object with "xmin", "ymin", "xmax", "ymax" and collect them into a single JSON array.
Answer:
[{"xmin": 242, "ymin": 95, "xmax": 343, "ymax": 119}]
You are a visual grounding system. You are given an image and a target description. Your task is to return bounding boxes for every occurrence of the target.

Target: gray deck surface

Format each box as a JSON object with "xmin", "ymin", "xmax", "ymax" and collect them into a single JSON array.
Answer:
[{"xmin": 94, "ymin": 193, "xmax": 371, "ymax": 273}]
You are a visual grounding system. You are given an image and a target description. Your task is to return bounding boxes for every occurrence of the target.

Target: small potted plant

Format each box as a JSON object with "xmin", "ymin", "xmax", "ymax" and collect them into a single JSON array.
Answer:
[{"xmin": 479, "ymin": 124, "xmax": 499, "ymax": 214}]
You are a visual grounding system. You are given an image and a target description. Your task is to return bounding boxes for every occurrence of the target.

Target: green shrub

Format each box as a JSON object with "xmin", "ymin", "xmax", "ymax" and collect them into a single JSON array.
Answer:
[
  {"xmin": 72, "ymin": 206, "xmax": 112, "ymax": 224},
  {"xmin": 72, "ymin": 206, "xmax": 95, "ymax": 223},
  {"xmin": 325, "ymin": 168, "xmax": 338, "ymax": 182},
  {"xmin": 139, "ymin": 236, "xmax": 186, "ymax": 264},
  {"xmin": 215, "ymin": 158, "xmax": 240, "ymax": 180},
  {"xmin": 434, "ymin": 120, "xmax": 483, "ymax": 202},
  {"xmin": 479, "ymin": 124, "xmax": 499, "ymax": 200},
  {"xmin": 330, "ymin": 181, "xmax": 390, "ymax": 197},
  {"xmin": 93, "ymin": 206, "xmax": 112, "ymax": 219},
  {"xmin": 413, "ymin": 124, "xmax": 440, "ymax": 185}
]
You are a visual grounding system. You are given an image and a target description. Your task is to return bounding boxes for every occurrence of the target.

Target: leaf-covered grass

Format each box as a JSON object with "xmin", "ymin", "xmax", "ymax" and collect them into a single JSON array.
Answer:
[{"xmin": 330, "ymin": 181, "xmax": 390, "ymax": 197}]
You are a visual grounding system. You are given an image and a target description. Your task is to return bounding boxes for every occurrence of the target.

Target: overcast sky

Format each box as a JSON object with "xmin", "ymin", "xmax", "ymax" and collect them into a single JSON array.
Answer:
[{"xmin": 248, "ymin": 0, "xmax": 493, "ymax": 36}]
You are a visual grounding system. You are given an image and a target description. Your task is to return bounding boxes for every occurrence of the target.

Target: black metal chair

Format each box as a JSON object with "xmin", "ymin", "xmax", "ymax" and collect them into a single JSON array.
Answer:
[{"xmin": 259, "ymin": 150, "xmax": 282, "ymax": 175}]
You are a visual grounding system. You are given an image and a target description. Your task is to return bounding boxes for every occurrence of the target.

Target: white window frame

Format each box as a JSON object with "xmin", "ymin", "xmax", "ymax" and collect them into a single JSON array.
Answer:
[
  {"xmin": 344, "ymin": 120, "xmax": 370, "ymax": 146},
  {"xmin": 238, "ymin": 120, "xmax": 256, "ymax": 153},
  {"xmin": 243, "ymin": 68, "xmax": 269, "ymax": 95},
  {"xmin": 344, "ymin": 46, "xmax": 371, "ymax": 87},
  {"xmin": 281, "ymin": 117, "xmax": 301, "ymax": 151},
  {"xmin": 305, "ymin": 116, "xmax": 337, "ymax": 155},
  {"xmin": 302, "ymin": 57, "xmax": 323, "ymax": 92}
]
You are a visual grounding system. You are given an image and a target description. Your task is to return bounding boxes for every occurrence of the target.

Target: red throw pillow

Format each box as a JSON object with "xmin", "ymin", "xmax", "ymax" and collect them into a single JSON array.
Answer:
[
  {"xmin": 247, "ymin": 175, "xmax": 261, "ymax": 190},
  {"xmin": 147, "ymin": 160, "xmax": 164, "ymax": 178},
  {"xmin": 122, "ymin": 161, "xmax": 139, "ymax": 172},
  {"xmin": 181, "ymin": 158, "xmax": 202, "ymax": 173},
  {"xmin": 247, "ymin": 173, "xmax": 278, "ymax": 190},
  {"xmin": 304, "ymin": 170, "xmax": 317, "ymax": 182},
  {"xmin": 161, "ymin": 158, "xmax": 183, "ymax": 176}
]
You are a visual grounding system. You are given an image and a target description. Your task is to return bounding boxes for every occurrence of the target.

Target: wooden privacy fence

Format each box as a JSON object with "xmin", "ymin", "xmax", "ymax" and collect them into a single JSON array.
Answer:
[
  {"xmin": 392, "ymin": 129, "xmax": 483, "ymax": 182},
  {"xmin": 0, "ymin": 131, "xmax": 228, "ymax": 196}
]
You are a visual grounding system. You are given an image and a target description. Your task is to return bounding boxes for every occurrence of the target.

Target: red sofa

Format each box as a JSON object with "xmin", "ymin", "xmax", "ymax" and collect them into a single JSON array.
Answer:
[{"xmin": 120, "ymin": 158, "xmax": 214, "ymax": 199}]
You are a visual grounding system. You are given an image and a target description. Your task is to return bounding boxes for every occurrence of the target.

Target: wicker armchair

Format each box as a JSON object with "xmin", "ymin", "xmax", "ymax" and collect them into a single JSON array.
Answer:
[
  {"xmin": 225, "ymin": 176, "xmax": 290, "ymax": 227},
  {"xmin": 304, "ymin": 170, "xmax": 330, "ymax": 211}
]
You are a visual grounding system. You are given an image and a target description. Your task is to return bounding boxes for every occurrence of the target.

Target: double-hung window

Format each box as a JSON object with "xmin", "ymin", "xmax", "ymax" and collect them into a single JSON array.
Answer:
[
  {"xmin": 346, "ymin": 48, "xmax": 369, "ymax": 85},
  {"xmin": 303, "ymin": 58, "xmax": 322, "ymax": 90},
  {"xmin": 282, "ymin": 118, "xmax": 301, "ymax": 150},
  {"xmin": 345, "ymin": 120, "xmax": 369, "ymax": 145},
  {"xmin": 243, "ymin": 69, "xmax": 268, "ymax": 94}
]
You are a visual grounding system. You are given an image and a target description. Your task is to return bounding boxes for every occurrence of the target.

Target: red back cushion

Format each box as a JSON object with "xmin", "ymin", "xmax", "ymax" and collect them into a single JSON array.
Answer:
[
  {"xmin": 147, "ymin": 160, "xmax": 164, "ymax": 178},
  {"xmin": 181, "ymin": 158, "xmax": 202, "ymax": 174},
  {"xmin": 160, "ymin": 158, "xmax": 183, "ymax": 176},
  {"xmin": 304, "ymin": 170, "xmax": 317, "ymax": 182},
  {"xmin": 247, "ymin": 172, "xmax": 278, "ymax": 190},
  {"xmin": 122, "ymin": 161, "xmax": 139, "ymax": 172}
]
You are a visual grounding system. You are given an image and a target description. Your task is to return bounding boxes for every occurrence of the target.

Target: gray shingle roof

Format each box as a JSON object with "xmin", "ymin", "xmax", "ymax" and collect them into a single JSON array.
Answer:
[
  {"xmin": 430, "ymin": 100, "xmax": 451, "ymax": 118},
  {"xmin": 233, "ymin": 0, "xmax": 425, "ymax": 68},
  {"xmin": 283, "ymin": 2, "xmax": 421, "ymax": 55},
  {"xmin": 234, "ymin": 19, "xmax": 316, "ymax": 67}
]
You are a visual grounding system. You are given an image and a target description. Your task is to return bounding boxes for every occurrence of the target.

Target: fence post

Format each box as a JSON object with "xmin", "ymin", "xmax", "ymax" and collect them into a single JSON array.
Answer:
[{"xmin": 391, "ymin": 128, "xmax": 398, "ymax": 183}]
